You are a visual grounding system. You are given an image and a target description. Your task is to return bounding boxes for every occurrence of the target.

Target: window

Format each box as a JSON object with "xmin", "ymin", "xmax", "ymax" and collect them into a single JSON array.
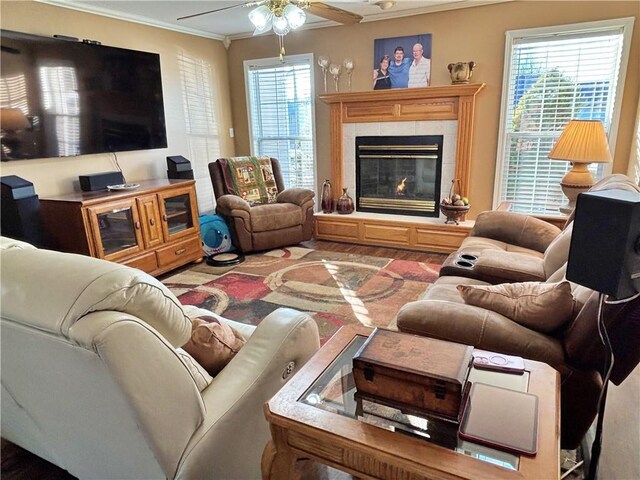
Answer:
[
  {"xmin": 494, "ymin": 18, "xmax": 634, "ymax": 214},
  {"xmin": 244, "ymin": 54, "xmax": 316, "ymax": 192},
  {"xmin": 178, "ymin": 51, "xmax": 221, "ymax": 214}
]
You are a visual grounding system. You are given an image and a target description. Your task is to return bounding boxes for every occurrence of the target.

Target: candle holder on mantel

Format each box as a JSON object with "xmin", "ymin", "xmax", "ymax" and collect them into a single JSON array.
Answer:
[
  {"xmin": 318, "ymin": 55, "xmax": 330, "ymax": 93},
  {"xmin": 329, "ymin": 63, "xmax": 342, "ymax": 92},
  {"xmin": 343, "ymin": 58, "xmax": 354, "ymax": 91}
]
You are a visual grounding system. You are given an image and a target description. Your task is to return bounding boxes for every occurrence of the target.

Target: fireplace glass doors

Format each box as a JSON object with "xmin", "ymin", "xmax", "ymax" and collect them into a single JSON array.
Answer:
[{"xmin": 356, "ymin": 135, "xmax": 443, "ymax": 217}]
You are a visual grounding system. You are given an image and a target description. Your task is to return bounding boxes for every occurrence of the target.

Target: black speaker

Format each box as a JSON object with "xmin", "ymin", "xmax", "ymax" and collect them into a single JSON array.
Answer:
[
  {"xmin": 0, "ymin": 175, "xmax": 43, "ymax": 246},
  {"xmin": 1, "ymin": 175, "xmax": 36, "ymax": 199},
  {"xmin": 167, "ymin": 155, "xmax": 192, "ymax": 173},
  {"xmin": 79, "ymin": 171, "xmax": 124, "ymax": 191},
  {"xmin": 567, "ymin": 189, "xmax": 640, "ymax": 299}
]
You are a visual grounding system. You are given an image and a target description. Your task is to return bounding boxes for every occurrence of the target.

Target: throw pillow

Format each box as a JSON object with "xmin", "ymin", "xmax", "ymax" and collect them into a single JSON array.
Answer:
[
  {"xmin": 457, "ymin": 281, "xmax": 575, "ymax": 333},
  {"xmin": 182, "ymin": 316, "xmax": 247, "ymax": 376},
  {"xmin": 219, "ymin": 156, "xmax": 278, "ymax": 205},
  {"xmin": 176, "ymin": 348, "xmax": 213, "ymax": 391}
]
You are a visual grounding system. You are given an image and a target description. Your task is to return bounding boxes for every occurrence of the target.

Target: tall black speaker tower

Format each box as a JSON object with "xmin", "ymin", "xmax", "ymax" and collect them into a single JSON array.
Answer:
[{"xmin": 1, "ymin": 175, "xmax": 44, "ymax": 247}]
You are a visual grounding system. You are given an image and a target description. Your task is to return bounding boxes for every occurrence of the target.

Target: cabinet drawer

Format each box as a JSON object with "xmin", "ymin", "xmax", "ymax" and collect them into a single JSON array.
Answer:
[
  {"xmin": 316, "ymin": 218, "xmax": 359, "ymax": 239},
  {"xmin": 122, "ymin": 251, "xmax": 158, "ymax": 274},
  {"xmin": 363, "ymin": 223, "xmax": 411, "ymax": 245},
  {"xmin": 156, "ymin": 236, "xmax": 202, "ymax": 268}
]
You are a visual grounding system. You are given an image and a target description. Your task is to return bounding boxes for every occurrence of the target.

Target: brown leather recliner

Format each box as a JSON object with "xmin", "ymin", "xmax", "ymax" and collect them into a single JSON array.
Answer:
[{"xmin": 209, "ymin": 157, "xmax": 315, "ymax": 253}]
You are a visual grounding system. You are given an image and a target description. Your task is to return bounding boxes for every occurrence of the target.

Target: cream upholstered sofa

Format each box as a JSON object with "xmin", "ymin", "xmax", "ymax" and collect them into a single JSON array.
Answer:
[{"xmin": 0, "ymin": 236, "xmax": 320, "ymax": 479}]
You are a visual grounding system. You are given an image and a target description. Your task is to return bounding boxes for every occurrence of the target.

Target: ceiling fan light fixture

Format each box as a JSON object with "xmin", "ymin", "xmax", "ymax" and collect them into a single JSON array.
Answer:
[
  {"xmin": 375, "ymin": 1, "xmax": 396, "ymax": 10},
  {"xmin": 272, "ymin": 15, "xmax": 291, "ymax": 36},
  {"xmin": 253, "ymin": 19, "xmax": 272, "ymax": 36},
  {"xmin": 248, "ymin": 5, "xmax": 272, "ymax": 30},
  {"xmin": 283, "ymin": 4, "xmax": 306, "ymax": 29}
]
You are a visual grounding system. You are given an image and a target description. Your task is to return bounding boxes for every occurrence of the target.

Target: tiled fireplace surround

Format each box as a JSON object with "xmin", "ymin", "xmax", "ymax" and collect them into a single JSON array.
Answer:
[
  {"xmin": 343, "ymin": 120, "xmax": 457, "ymax": 208},
  {"xmin": 315, "ymin": 84, "xmax": 485, "ymax": 253}
]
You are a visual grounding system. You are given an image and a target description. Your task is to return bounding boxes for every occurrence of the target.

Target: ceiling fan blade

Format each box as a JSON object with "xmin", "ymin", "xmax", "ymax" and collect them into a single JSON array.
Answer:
[
  {"xmin": 177, "ymin": 2, "xmax": 260, "ymax": 21},
  {"xmin": 306, "ymin": 2, "xmax": 363, "ymax": 24}
]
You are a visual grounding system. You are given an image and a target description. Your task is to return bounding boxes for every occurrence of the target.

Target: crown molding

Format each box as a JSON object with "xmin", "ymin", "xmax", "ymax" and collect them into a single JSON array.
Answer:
[
  {"xmin": 34, "ymin": 0, "xmax": 227, "ymax": 41},
  {"xmin": 35, "ymin": 0, "xmax": 512, "ymax": 43}
]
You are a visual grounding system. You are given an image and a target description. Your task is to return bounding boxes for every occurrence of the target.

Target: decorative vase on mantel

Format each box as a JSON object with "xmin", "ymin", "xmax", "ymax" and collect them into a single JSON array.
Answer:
[
  {"xmin": 447, "ymin": 61, "xmax": 476, "ymax": 84},
  {"xmin": 336, "ymin": 188, "xmax": 354, "ymax": 214},
  {"xmin": 321, "ymin": 179, "xmax": 333, "ymax": 213}
]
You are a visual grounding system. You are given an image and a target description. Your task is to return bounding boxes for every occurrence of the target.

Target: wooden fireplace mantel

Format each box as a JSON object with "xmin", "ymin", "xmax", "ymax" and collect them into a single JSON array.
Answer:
[
  {"xmin": 319, "ymin": 83, "xmax": 485, "ymax": 197},
  {"xmin": 316, "ymin": 83, "xmax": 485, "ymax": 253}
]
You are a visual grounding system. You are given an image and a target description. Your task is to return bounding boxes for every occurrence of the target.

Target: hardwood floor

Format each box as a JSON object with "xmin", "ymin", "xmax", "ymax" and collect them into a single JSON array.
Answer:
[
  {"xmin": 1, "ymin": 240, "xmax": 445, "ymax": 480},
  {"xmin": 302, "ymin": 238, "xmax": 448, "ymax": 263}
]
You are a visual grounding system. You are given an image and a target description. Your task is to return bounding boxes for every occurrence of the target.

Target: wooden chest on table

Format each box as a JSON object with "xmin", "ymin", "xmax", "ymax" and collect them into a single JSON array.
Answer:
[{"xmin": 352, "ymin": 328, "xmax": 473, "ymax": 421}]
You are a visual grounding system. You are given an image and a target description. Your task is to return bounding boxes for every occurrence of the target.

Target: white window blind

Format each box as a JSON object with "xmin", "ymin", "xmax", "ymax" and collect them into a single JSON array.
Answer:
[
  {"xmin": 245, "ymin": 55, "xmax": 316, "ymax": 191},
  {"xmin": 178, "ymin": 51, "xmax": 220, "ymax": 214},
  {"xmin": 496, "ymin": 21, "xmax": 632, "ymax": 214}
]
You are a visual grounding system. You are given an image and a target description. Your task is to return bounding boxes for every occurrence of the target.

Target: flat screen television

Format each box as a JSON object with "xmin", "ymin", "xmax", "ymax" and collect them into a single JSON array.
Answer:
[{"xmin": 0, "ymin": 30, "xmax": 167, "ymax": 161}]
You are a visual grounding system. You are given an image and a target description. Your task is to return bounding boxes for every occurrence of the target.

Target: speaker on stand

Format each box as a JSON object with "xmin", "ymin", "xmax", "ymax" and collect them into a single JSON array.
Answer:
[
  {"xmin": 167, "ymin": 155, "xmax": 194, "ymax": 180},
  {"xmin": 1, "ymin": 175, "xmax": 44, "ymax": 247}
]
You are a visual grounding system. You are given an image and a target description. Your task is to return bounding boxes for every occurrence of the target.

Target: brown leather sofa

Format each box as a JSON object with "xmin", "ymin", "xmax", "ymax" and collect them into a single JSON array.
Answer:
[
  {"xmin": 397, "ymin": 174, "xmax": 640, "ymax": 449},
  {"xmin": 440, "ymin": 174, "xmax": 637, "ymax": 285},
  {"xmin": 209, "ymin": 157, "xmax": 315, "ymax": 253}
]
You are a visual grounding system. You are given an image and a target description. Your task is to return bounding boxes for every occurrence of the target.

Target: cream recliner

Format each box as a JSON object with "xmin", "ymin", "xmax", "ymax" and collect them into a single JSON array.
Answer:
[{"xmin": 0, "ymin": 237, "xmax": 320, "ymax": 479}]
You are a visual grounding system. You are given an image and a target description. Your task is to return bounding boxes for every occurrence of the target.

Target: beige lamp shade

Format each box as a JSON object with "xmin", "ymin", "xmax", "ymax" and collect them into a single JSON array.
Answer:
[
  {"xmin": 548, "ymin": 119, "xmax": 612, "ymax": 164},
  {"xmin": 1, "ymin": 108, "xmax": 30, "ymax": 132}
]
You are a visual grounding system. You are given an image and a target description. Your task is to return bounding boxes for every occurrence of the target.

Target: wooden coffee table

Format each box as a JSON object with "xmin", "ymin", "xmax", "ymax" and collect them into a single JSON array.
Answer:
[{"xmin": 262, "ymin": 325, "xmax": 560, "ymax": 480}]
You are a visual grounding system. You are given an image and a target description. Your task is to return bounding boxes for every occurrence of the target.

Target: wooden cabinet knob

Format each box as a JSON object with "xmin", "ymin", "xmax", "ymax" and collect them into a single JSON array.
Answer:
[
  {"xmin": 135, "ymin": 221, "xmax": 141, "ymax": 229},
  {"xmin": 163, "ymin": 214, "xmax": 168, "ymax": 222},
  {"xmin": 150, "ymin": 218, "xmax": 155, "ymax": 226}
]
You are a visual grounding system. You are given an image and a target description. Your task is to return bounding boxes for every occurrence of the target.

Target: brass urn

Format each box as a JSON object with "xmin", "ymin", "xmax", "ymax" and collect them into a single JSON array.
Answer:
[{"xmin": 448, "ymin": 61, "xmax": 476, "ymax": 84}]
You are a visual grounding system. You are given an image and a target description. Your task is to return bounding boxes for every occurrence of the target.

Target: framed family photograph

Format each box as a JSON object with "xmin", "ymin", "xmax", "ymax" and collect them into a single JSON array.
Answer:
[{"xmin": 373, "ymin": 34, "xmax": 432, "ymax": 90}]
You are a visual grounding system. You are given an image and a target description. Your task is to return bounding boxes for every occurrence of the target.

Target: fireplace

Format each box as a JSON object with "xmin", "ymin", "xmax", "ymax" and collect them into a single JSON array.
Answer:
[{"xmin": 356, "ymin": 135, "xmax": 443, "ymax": 217}]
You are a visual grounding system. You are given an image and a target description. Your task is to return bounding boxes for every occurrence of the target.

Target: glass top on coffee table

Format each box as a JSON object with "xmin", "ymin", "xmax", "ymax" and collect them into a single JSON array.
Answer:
[{"xmin": 299, "ymin": 334, "xmax": 530, "ymax": 471}]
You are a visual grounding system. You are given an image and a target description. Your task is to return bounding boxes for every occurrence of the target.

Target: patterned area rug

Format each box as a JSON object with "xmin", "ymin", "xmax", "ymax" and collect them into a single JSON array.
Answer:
[{"xmin": 163, "ymin": 247, "xmax": 442, "ymax": 342}]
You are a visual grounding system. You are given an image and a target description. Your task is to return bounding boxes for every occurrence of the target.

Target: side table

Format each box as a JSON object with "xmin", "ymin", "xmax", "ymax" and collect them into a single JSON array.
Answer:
[{"xmin": 262, "ymin": 325, "xmax": 560, "ymax": 480}]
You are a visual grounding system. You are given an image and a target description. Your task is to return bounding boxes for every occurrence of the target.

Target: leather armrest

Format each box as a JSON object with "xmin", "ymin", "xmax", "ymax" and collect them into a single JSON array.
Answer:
[
  {"xmin": 470, "ymin": 211, "xmax": 561, "ymax": 253},
  {"xmin": 276, "ymin": 188, "xmax": 315, "ymax": 207},
  {"xmin": 215, "ymin": 194, "xmax": 251, "ymax": 216},
  {"xmin": 396, "ymin": 300, "xmax": 567, "ymax": 371},
  {"xmin": 176, "ymin": 308, "xmax": 320, "ymax": 479}
]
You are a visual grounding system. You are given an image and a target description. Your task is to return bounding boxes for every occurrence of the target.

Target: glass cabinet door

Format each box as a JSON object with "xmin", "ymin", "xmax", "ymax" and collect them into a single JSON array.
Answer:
[
  {"xmin": 87, "ymin": 199, "xmax": 143, "ymax": 261},
  {"xmin": 158, "ymin": 186, "xmax": 199, "ymax": 242}
]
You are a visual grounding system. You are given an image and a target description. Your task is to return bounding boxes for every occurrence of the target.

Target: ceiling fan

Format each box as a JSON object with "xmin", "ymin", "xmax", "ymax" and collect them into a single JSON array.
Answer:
[{"xmin": 177, "ymin": 1, "xmax": 364, "ymax": 26}]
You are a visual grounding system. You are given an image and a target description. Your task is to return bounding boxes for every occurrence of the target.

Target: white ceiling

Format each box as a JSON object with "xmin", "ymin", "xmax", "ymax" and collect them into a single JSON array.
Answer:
[{"xmin": 37, "ymin": 0, "xmax": 511, "ymax": 41}]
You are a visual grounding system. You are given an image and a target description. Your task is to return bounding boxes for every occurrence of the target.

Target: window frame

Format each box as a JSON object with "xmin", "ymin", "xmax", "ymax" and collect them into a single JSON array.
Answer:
[
  {"xmin": 243, "ymin": 53, "xmax": 317, "ymax": 196},
  {"xmin": 492, "ymin": 17, "xmax": 635, "ymax": 212}
]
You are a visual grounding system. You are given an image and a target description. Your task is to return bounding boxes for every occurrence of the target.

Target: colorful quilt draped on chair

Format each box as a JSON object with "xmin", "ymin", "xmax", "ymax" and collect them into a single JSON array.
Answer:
[{"xmin": 218, "ymin": 156, "xmax": 278, "ymax": 205}]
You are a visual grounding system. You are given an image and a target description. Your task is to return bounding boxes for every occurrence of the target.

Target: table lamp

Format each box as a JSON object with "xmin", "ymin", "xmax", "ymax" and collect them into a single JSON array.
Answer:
[{"xmin": 548, "ymin": 120, "xmax": 612, "ymax": 214}]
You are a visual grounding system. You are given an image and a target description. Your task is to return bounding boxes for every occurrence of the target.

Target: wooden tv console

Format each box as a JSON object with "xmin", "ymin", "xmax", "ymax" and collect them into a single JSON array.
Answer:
[{"xmin": 40, "ymin": 179, "xmax": 202, "ymax": 276}]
